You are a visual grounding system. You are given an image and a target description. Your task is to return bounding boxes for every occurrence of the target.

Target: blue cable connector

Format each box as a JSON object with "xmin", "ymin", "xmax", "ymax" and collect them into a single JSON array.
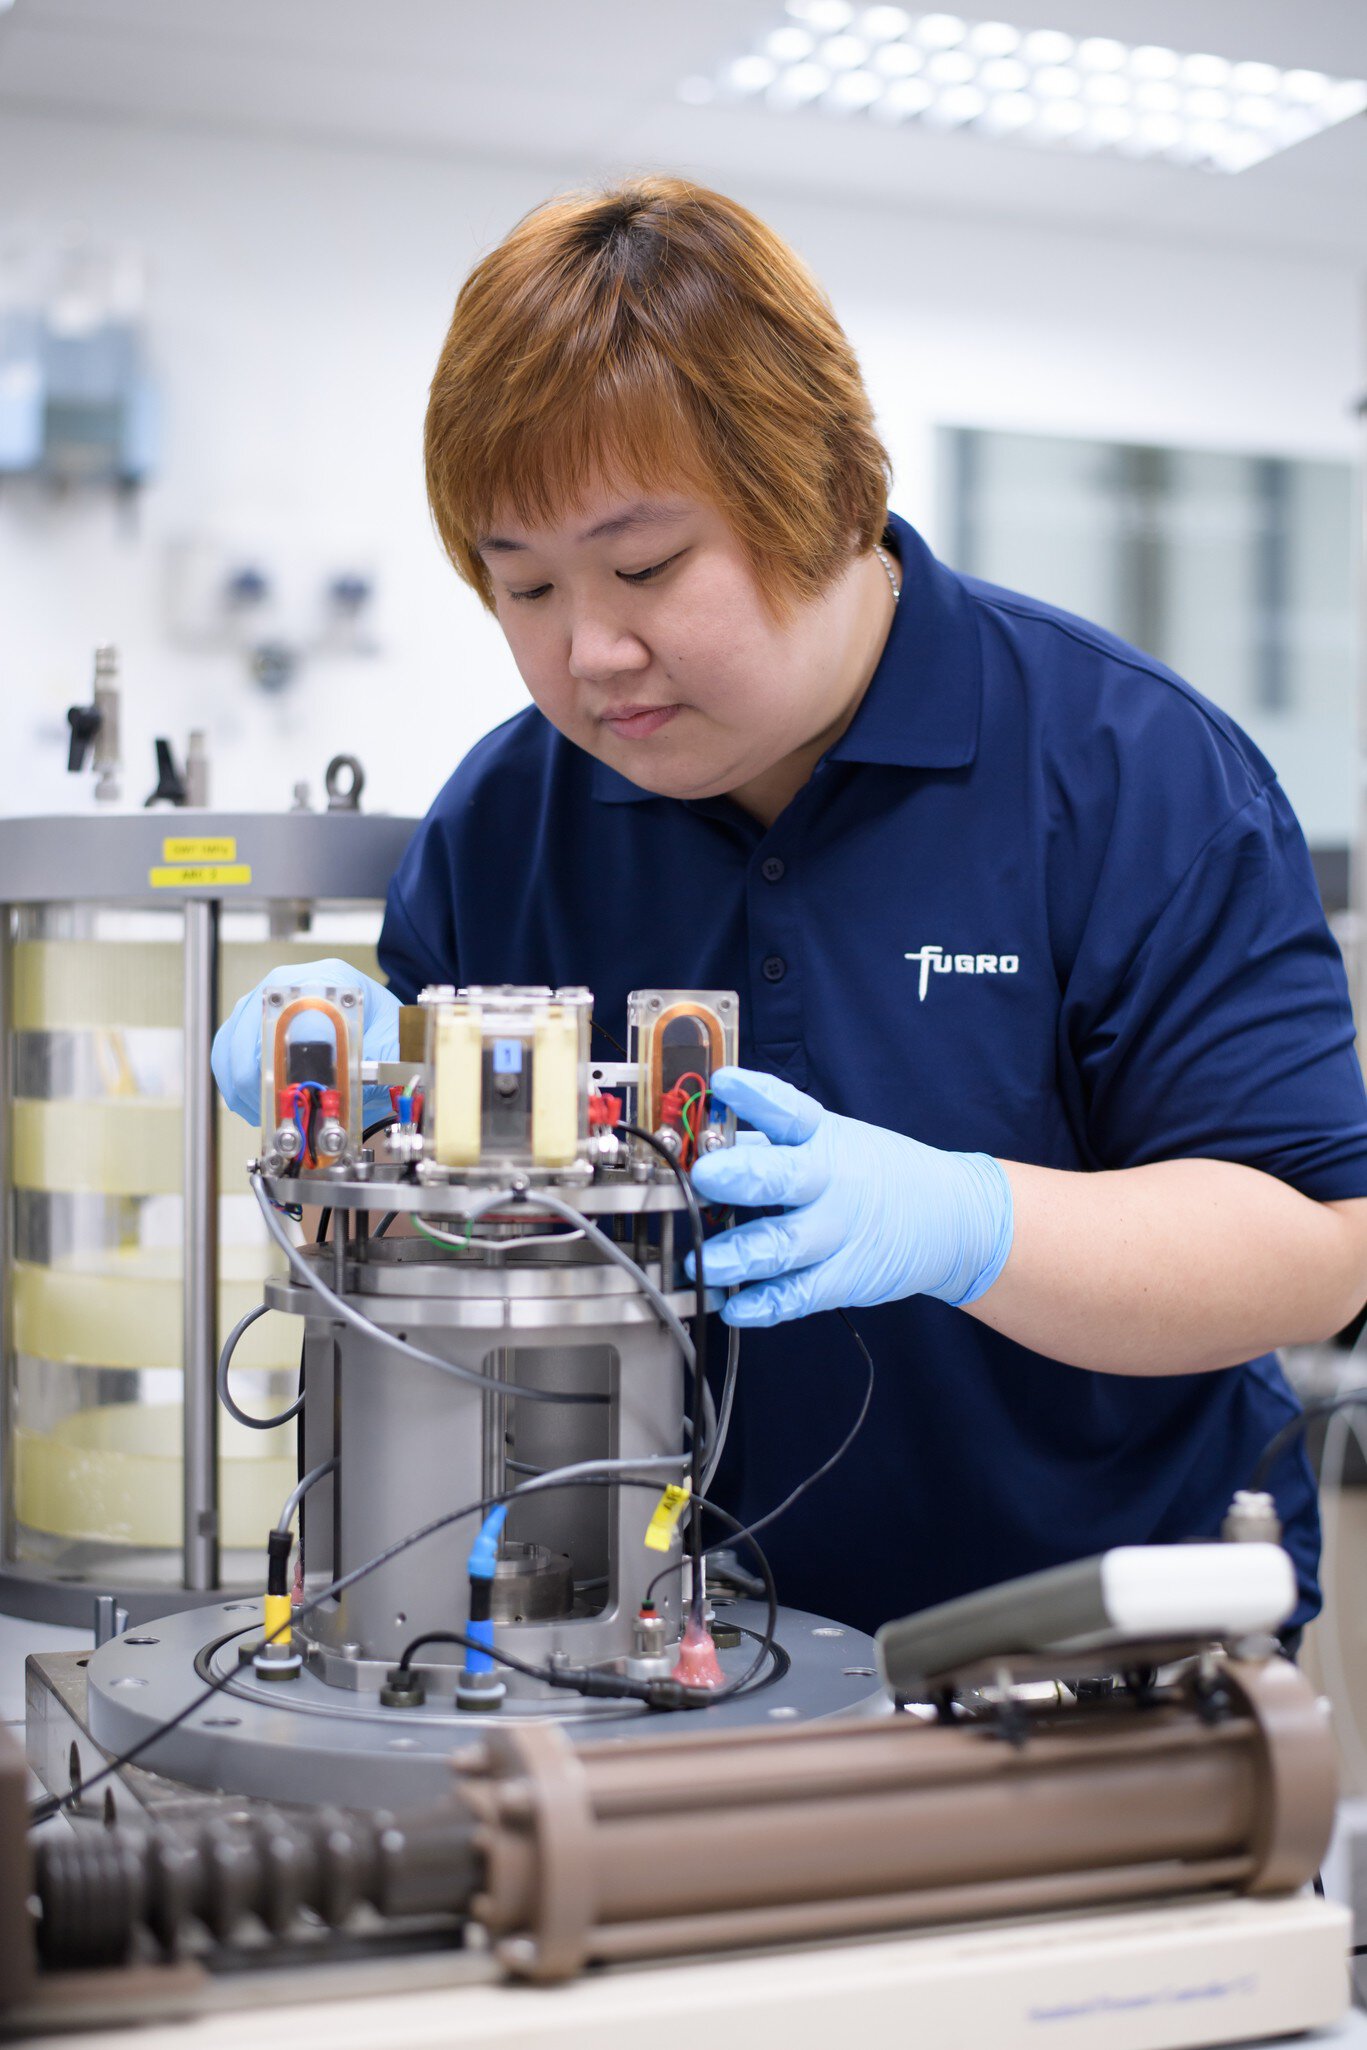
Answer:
[{"xmin": 464, "ymin": 1504, "xmax": 508, "ymax": 1675}]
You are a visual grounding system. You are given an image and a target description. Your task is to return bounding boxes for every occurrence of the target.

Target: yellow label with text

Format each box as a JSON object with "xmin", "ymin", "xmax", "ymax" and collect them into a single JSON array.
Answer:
[
  {"xmin": 644, "ymin": 1481, "xmax": 692, "ymax": 1553},
  {"xmin": 149, "ymin": 864, "xmax": 252, "ymax": 889},
  {"xmin": 162, "ymin": 836, "xmax": 237, "ymax": 863}
]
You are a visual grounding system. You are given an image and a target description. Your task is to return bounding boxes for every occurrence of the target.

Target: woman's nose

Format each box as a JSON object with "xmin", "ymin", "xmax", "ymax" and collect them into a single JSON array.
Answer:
[{"xmin": 566, "ymin": 611, "xmax": 650, "ymax": 685}]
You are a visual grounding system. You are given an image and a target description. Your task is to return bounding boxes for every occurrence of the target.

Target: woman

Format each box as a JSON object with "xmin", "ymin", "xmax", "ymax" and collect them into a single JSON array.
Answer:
[{"xmin": 216, "ymin": 177, "xmax": 1367, "ymax": 1638}]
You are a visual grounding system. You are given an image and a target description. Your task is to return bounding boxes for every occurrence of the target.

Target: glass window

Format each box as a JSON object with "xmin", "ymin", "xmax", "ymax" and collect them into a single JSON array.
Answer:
[{"xmin": 937, "ymin": 427, "xmax": 1356, "ymax": 855}]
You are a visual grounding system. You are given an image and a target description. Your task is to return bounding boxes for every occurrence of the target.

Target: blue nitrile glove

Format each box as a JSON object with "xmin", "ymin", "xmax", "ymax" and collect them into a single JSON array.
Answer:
[
  {"xmin": 686, "ymin": 1067, "xmax": 1014, "ymax": 1329},
  {"xmin": 211, "ymin": 957, "xmax": 401, "ymax": 1126}
]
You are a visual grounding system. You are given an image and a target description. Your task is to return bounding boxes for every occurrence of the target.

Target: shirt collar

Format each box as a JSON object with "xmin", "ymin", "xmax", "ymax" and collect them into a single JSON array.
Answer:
[{"xmin": 590, "ymin": 510, "xmax": 980, "ymax": 804}]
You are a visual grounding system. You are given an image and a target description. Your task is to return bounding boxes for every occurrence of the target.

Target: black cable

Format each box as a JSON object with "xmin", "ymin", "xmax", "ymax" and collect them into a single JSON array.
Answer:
[
  {"xmin": 620, "ymin": 1121, "xmax": 709, "ymax": 1625},
  {"xmin": 645, "ymin": 1310, "xmax": 874, "ymax": 1611},
  {"xmin": 1249, "ymin": 1388, "xmax": 1367, "ymax": 1492},
  {"xmin": 397, "ymin": 1628, "xmax": 549, "ymax": 1684},
  {"xmin": 591, "ymin": 1016, "xmax": 627, "ymax": 1056},
  {"xmin": 27, "ymin": 1473, "xmax": 648, "ymax": 1827},
  {"xmin": 28, "ymin": 1473, "xmax": 777, "ymax": 1827},
  {"xmin": 740, "ymin": 1311, "xmax": 873, "ymax": 1546},
  {"xmin": 362, "ymin": 1114, "xmax": 398, "ymax": 1143},
  {"xmin": 374, "ymin": 1211, "xmax": 397, "ymax": 1238},
  {"xmin": 392, "ymin": 1620, "xmax": 782, "ymax": 1710},
  {"xmin": 394, "ymin": 1496, "xmax": 778, "ymax": 1707}
]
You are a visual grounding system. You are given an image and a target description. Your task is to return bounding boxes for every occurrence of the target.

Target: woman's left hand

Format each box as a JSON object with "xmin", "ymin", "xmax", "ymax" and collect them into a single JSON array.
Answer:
[{"xmin": 686, "ymin": 1066, "xmax": 1014, "ymax": 1328}]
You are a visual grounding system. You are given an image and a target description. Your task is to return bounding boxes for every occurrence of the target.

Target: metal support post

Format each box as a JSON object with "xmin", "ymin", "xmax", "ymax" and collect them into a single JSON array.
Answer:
[
  {"xmin": 181, "ymin": 899, "xmax": 220, "ymax": 1591},
  {"xmin": 482, "ymin": 1347, "xmax": 510, "ymax": 1508},
  {"xmin": 1354, "ymin": 351, "xmax": 1367, "ymax": 1045},
  {"xmin": 0, "ymin": 911, "xmax": 12, "ymax": 1569}
]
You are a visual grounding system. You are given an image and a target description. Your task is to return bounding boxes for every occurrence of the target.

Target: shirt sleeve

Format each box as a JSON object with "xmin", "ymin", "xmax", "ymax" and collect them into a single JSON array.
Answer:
[{"xmin": 1070, "ymin": 779, "xmax": 1367, "ymax": 1199}]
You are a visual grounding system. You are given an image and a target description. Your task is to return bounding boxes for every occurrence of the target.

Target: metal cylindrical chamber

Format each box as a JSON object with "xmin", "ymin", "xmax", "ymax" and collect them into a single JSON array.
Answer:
[
  {"xmin": 278, "ymin": 1238, "xmax": 688, "ymax": 1679},
  {"xmin": 458, "ymin": 1655, "xmax": 1337, "ymax": 1981},
  {"xmin": 0, "ymin": 809, "xmax": 415, "ymax": 1626}
]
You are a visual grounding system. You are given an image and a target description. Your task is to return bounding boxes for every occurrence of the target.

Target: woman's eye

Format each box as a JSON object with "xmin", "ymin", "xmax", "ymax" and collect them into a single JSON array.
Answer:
[
  {"xmin": 508, "ymin": 583, "xmax": 552, "ymax": 602},
  {"xmin": 618, "ymin": 552, "xmax": 683, "ymax": 585}
]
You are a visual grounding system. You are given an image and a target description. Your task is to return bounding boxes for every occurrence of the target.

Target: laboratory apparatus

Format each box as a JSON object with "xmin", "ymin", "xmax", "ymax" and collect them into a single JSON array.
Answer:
[
  {"xmin": 6, "ymin": 979, "xmax": 1353, "ymax": 2049},
  {"xmin": 0, "ymin": 797, "xmax": 416, "ymax": 1624}
]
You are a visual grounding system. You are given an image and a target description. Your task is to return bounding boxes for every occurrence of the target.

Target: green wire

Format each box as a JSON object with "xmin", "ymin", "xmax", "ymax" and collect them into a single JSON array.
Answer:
[{"xmin": 680, "ymin": 1087, "xmax": 704, "ymax": 1148}]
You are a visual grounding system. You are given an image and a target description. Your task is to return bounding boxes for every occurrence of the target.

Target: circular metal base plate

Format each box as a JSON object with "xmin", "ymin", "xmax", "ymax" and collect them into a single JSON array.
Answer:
[
  {"xmin": 0, "ymin": 1560, "xmax": 257, "ymax": 1629},
  {"xmin": 86, "ymin": 1600, "xmax": 886, "ymax": 1807}
]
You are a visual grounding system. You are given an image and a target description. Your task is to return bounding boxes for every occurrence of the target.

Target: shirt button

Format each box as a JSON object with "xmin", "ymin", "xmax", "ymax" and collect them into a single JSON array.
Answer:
[
  {"xmin": 761, "ymin": 954, "xmax": 787, "ymax": 983},
  {"xmin": 760, "ymin": 856, "xmax": 786, "ymax": 883}
]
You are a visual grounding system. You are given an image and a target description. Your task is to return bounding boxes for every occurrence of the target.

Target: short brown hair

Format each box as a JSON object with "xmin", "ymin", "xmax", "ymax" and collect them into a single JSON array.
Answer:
[{"xmin": 425, "ymin": 176, "xmax": 890, "ymax": 611}]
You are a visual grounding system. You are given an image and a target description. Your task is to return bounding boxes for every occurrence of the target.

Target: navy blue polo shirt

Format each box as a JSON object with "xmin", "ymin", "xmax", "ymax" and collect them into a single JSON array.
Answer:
[{"xmin": 380, "ymin": 511, "xmax": 1367, "ymax": 1634}]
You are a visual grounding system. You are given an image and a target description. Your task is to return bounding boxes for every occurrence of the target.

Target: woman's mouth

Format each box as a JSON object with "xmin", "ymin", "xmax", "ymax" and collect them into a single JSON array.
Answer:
[{"xmin": 599, "ymin": 704, "xmax": 682, "ymax": 741}]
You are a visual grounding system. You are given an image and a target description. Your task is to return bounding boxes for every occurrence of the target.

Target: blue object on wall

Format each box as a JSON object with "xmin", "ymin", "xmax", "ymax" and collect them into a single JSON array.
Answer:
[{"xmin": 0, "ymin": 307, "xmax": 159, "ymax": 486}]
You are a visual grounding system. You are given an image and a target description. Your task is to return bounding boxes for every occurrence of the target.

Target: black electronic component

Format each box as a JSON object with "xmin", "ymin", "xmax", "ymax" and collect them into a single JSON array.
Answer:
[{"xmin": 287, "ymin": 1028, "xmax": 337, "ymax": 1089}]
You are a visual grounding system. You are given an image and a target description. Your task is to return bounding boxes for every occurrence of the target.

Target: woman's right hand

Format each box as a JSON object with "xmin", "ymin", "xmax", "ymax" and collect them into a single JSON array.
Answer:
[{"xmin": 212, "ymin": 958, "xmax": 402, "ymax": 1124}]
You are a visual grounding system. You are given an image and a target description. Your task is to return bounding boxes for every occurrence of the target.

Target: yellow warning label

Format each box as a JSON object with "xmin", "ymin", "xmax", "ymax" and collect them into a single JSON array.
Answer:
[
  {"xmin": 163, "ymin": 836, "xmax": 237, "ymax": 863},
  {"xmin": 644, "ymin": 1481, "xmax": 692, "ymax": 1553},
  {"xmin": 149, "ymin": 864, "xmax": 252, "ymax": 889}
]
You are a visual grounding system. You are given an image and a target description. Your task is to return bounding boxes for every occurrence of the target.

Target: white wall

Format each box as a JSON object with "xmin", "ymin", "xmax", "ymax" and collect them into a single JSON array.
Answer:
[{"xmin": 0, "ymin": 109, "xmax": 1361, "ymax": 834}]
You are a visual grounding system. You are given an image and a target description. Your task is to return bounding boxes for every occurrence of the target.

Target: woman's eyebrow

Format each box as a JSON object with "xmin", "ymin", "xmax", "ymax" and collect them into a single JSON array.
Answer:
[
  {"xmin": 577, "ymin": 501, "xmax": 687, "ymax": 544},
  {"xmin": 477, "ymin": 502, "xmax": 687, "ymax": 554}
]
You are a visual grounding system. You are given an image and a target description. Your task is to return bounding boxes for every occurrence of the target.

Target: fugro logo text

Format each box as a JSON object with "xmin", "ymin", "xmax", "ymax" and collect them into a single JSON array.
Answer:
[{"xmin": 904, "ymin": 945, "xmax": 1020, "ymax": 1002}]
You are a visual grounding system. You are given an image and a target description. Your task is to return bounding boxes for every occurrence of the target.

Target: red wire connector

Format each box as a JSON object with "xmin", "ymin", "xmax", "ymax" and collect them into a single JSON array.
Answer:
[
  {"xmin": 671, "ymin": 1615, "xmax": 725, "ymax": 1689},
  {"xmin": 589, "ymin": 1092, "xmax": 622, "ymax": 1129},
  {"xmin": 320, "ymin": 1088, "xmax": 341, "ymax": 1120},
  {"xmin": 660, "ymin": 1074, "xmax": 709, "ymax": 1167},
  {"xmin": 659, "ymin": 1083, "xmax": 686, "ymax": 1124}
]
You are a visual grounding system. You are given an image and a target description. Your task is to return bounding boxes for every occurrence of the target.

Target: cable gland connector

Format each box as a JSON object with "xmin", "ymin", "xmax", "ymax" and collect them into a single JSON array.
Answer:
[
  {"xmin": 455, "ymin": 1668, "xmax": 506, "ymax": 1711},
  {"xmin": 380, "ymin": 1665, "xmax": 427, "ymax": 1709},
  {"xmin": 671, "ymin": 1617, "xmax": 725, "ymax": 1689}
]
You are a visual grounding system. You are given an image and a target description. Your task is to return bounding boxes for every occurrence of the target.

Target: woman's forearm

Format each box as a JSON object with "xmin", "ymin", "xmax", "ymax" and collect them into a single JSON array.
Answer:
[{"xmin": 966, "ymin": 1159, "xmax": 1367, "ymax": 1375}]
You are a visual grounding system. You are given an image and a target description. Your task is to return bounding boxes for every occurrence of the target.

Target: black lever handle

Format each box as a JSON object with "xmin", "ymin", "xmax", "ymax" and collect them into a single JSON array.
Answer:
[
  {"xmin": 66, "ymin": 704, "xmax": 102, "ymax": 774},
  {"xmin": 144, "ymin": 737, "xmax": 187, "ymax": 808}
]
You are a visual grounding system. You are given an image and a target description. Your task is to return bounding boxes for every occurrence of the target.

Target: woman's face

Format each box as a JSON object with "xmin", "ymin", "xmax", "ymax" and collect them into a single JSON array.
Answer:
[{"xmin": 476, "ymin": 482, "xmax": 885, "ymax": 808}]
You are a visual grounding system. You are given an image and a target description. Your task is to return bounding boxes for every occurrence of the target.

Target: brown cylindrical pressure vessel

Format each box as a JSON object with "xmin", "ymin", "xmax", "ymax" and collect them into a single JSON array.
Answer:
[{"xmin": 457, "ymin": 1656, "xmax": 1336, "ymax": 1982}]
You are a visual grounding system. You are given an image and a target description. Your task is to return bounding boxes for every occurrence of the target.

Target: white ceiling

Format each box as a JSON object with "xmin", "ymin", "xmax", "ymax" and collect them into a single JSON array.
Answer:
[{"xmin": 1, "ymin": 0, "xmax": 1365, "ymax": 260}]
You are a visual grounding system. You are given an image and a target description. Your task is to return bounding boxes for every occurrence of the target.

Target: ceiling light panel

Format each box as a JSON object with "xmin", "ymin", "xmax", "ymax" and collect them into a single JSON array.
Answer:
[{"xmin": 690, "ymin": 8, "xmax": 1367, "ymax": 171}]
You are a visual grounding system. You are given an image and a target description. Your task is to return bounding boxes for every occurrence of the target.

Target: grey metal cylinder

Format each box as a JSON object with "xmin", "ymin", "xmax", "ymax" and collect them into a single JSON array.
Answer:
[{"xmin": 278, "ymin": 1244, "xmax": 687, "ymax": 1680}]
